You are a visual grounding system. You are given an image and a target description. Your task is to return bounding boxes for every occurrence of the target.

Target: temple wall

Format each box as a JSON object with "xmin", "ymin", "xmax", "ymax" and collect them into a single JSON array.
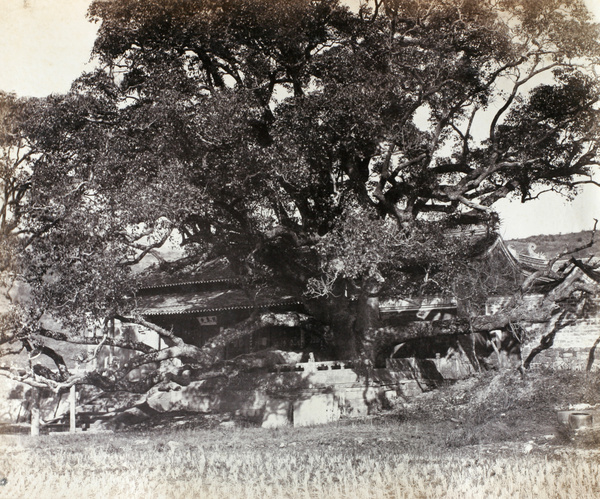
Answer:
[{"xmin": 522, "ymin": 298, "xmax": 600, "ymax": 370}]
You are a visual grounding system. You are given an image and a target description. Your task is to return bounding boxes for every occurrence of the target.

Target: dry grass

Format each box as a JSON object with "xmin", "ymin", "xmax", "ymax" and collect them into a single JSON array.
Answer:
[
  {"xmin": 0, "ymin": 420, "xmax": 599, "ymax": 499},
  {"xmin": 1, "ymin": 368, "xmax": 599, "ymax": 499}
]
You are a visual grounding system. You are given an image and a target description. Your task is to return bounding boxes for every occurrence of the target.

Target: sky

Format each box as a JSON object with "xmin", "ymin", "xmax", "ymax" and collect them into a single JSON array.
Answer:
[{"xmin": 0, "ymin": 0, "xmax": 599, "ymax": 240}]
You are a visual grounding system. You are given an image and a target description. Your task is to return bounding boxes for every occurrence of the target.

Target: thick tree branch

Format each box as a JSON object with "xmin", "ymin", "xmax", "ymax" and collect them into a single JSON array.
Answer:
[{"xmin": 34, "ymin": 328, "xmax": 155, "ymax": 354}]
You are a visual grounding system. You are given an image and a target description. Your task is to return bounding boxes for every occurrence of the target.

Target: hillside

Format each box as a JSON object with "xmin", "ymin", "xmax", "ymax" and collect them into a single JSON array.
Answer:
[{"xmin": 507, "ymin": 230, "xmax": 600, "ymax": 260}]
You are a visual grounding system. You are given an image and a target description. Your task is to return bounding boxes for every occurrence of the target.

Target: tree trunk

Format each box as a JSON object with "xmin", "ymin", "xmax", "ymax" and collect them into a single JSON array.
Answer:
[
  {"xmin": 355, "ymin": 293, "xmax": 381, "ymax": 361},
  {"xmin": 523, "ymin": 311, "xmax": 571, "ymax": 369}
]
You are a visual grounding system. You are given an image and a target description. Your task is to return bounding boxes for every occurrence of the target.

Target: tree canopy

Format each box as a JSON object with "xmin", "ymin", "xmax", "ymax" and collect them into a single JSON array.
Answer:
[{"xmin": 1, "ymin": 0, "xmax": 600, "ymax": 390}]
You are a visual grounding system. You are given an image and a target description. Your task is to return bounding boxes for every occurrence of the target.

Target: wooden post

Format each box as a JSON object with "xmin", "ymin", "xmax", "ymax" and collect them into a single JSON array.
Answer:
[
  {"xmin": 69, "ymin": 385, "xmax": 76, "ymax": 433},
  {"xmin": 30, "ymin": 388, "xmax": 40, "ymax": 437}
]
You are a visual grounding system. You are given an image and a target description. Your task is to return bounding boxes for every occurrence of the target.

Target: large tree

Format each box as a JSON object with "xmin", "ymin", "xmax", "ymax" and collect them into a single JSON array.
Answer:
[{"xmin": 2, "ymin": 0, "xmax": 600, "ymax": 392}]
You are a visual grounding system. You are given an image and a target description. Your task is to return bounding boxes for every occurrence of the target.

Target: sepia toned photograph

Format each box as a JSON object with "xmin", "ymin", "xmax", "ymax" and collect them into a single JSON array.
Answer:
[{"xmin": 1, "ymin": 0, "xmax": 599, "ymax": 497}]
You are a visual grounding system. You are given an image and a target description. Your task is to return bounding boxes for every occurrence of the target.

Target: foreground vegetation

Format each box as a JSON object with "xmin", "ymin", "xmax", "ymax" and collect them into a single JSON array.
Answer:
[
  {"xmin": 1, "ymin": 369, "xmax": 600, "ymax": 499},
  {"xmin": 1, "ymin": 420, "xmax": 599, "ymax": 499}
]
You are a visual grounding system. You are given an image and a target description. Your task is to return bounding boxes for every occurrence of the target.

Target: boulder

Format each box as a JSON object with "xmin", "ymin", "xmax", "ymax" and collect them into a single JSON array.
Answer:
[
  {"xmin": 261, "ymin": 399, "xmax": 291, "ymax": 428},
  {"xmin": 146, "ymin": 380, "xmax": 220, "ymax": 413}
]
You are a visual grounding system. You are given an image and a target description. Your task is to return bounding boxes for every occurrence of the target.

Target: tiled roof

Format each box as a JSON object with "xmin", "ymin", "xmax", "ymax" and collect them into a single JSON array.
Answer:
[
  {"xmin": 566, "ymin": 258, "xmax": 600, "ymax": 284},
  {"xmin": 135, "ymin": 288, "xmax": 302, "ymax": 316},
  {"xmin": 492, "ymin": 237, "xmax": 556, "ymax": 282},
  {"xmin": 138, "ymin": 257, "xmax": 238, "ymax": 290},
  {"xmin": 140, "ymin": 277, "xmax": 237, "ymax": 290}
]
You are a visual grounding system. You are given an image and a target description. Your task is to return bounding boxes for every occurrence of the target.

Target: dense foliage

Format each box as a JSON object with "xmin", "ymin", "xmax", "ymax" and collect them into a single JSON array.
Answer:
[{"xmin": 1, "ymin": 0, "xmax": 599, "ymax": 388}]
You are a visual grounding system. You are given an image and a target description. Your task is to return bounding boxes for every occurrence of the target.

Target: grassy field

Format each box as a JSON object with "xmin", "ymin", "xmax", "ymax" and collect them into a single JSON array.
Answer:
[
  {"xmin": 1, "ymin": 369, "xmax": 599, "ymax": 499},
  {"xmin": 1, "ymin": 421, "xmax": 599, "ymax": 499}
]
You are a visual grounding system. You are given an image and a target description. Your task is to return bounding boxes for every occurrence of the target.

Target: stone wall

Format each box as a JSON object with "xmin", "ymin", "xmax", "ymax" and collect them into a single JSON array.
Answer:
[
  {"xmin": 142, "ymin": 362, "xmax": 419, "ymax": 428},
  {"xmin": 524, "ymin": 320, "xmax": 600, "ymax": 371},
  {"xmin": 386, "ymin": 356, "xmax": 476, "ymax": 381},
  {"xmin": 522, "ymin": 297, "xmax": 600, "ymax": 371},
  {"xmin": 530, "ymin": 347, "xmax": 596, "ymax": 370}
]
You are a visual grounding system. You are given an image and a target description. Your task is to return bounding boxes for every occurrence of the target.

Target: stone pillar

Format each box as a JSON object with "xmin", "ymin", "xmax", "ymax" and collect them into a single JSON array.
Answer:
[
  {"xmin": 30, "ymin": 389, "xmax": 40, "ymax": 437},
  {"xmin": 69, "ymin": 385, "xmax": 76, "ymax": 433}
]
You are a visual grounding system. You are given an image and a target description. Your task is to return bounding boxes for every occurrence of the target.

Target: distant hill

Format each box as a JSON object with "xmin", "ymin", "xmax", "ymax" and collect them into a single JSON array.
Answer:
[{"xmin": 507, "ymin": 230, "xmax": 600, "ymax": 260}]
